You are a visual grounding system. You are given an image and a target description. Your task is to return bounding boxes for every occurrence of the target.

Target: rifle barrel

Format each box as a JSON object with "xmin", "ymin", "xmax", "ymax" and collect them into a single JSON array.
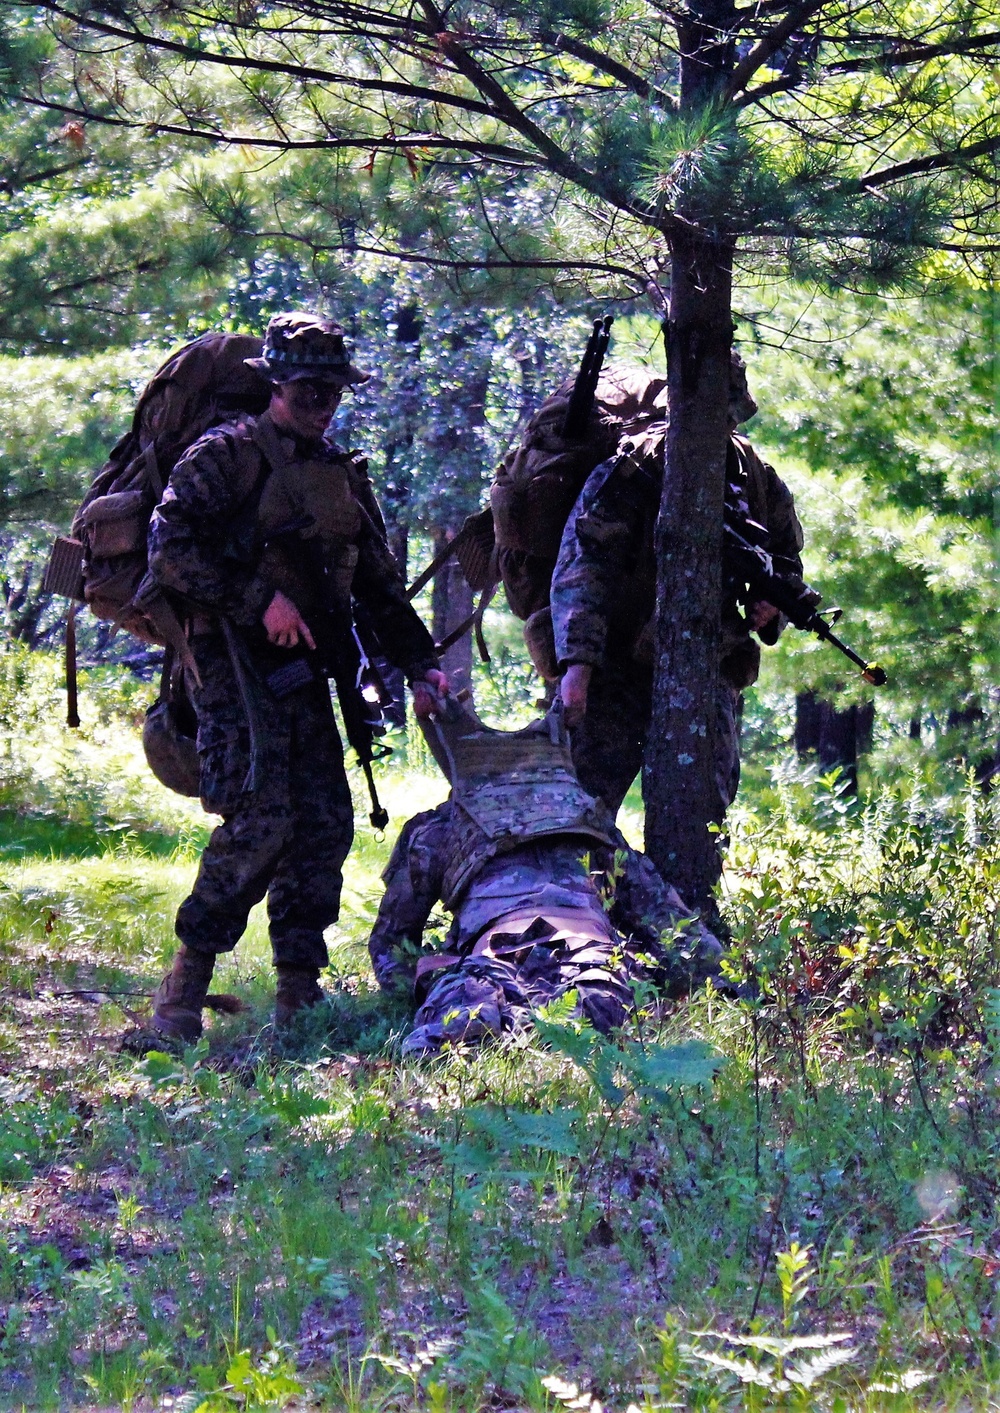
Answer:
[{"xmin": 563, "ymin": 315, "xmax": 614, "ymax": 439}]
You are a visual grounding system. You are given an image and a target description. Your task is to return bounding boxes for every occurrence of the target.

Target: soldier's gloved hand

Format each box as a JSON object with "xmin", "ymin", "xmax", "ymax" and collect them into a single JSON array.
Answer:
[
  {"xmin": 411, "ymin": 668, "xmax": 449, "ymax": 719},
  {"xmin": 560, "ymin": 662, "xmax": 593, "ymax": 728},
  {"xmin": 263, "ymin": 590, "xmax": 317, "ymax": 650}
]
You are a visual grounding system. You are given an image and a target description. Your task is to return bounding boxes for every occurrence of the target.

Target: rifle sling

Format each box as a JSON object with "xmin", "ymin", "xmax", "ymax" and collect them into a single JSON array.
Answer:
[{"xmin": 407, "ymin": 517, "xmax": 479, "ymax": 600}]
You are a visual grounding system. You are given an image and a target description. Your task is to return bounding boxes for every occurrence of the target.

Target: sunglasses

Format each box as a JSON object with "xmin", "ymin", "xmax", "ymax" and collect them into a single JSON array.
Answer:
[{"xmin": 282, "ymin": 378, "xmax": 346, "ymax": 409}]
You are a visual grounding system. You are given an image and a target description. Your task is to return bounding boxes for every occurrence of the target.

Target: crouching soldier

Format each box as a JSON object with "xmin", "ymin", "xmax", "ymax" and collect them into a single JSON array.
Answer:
[{"xmin": 369, "ymin": 697, "xmax": 722, "ymax": 1057}]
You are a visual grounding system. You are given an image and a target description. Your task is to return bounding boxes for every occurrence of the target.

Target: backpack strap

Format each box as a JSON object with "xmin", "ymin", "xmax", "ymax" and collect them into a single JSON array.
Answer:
[
  {"xmin": 64, "ymin": 606, "xmax": 80, "ymax": 729},
  {"xmin": 407, "ymin": 508, "xmax": 495, "ymax": 600}
]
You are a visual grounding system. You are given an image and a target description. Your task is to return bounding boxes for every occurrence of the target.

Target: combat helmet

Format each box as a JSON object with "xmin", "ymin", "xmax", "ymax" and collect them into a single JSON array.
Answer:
[{"xmin": 142, "ymin": 693, "xmax": 200, "ymax": 798}]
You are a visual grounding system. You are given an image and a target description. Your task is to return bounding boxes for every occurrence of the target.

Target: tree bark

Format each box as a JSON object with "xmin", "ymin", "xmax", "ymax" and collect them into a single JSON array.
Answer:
[
  {"xmin": 432, "ymin": 541, "xmax": 475, "ymax": 697},
  {"xmin": 643, "ymin": 0, "xmax": 737, "ymax": 907}
]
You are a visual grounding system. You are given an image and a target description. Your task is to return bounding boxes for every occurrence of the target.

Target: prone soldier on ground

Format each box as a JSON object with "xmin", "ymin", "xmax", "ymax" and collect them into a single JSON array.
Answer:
[{"xmin": 367, "ymin": 693, "xmax": 722, "ymax": 1057}]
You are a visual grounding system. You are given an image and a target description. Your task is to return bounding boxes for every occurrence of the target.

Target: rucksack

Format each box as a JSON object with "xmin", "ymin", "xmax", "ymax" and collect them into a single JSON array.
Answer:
[
  {"xmin": 490, "ymin": 366, "xmax": 668, "ymax": 620},
  {"xmin": 44, "ymin": 332, "xmax": 271, "ymax": 652},
  {"xmin": 411, "ymin": 366, "xmax": 668, "ymax": 667}
]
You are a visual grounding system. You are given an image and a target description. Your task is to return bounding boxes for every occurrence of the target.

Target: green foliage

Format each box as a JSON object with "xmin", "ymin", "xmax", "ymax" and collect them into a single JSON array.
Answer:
[
  {"xmin": 9, "ymin": 528, "xmax": 1000, "ymax": 1406},
  {"xmin": 732, "ymin": 284, "xmax": 1000, "ymax": 712}
]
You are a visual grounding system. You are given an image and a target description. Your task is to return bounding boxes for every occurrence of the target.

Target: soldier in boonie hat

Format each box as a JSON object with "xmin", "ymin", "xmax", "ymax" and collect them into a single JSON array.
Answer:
[
  {"xmin": 245, "ymin": 311, "xmax": 370, "ymax": 385},
  {"xmin": 143, "ymin": 305, "xmax": 446, "ymax": 1046}
]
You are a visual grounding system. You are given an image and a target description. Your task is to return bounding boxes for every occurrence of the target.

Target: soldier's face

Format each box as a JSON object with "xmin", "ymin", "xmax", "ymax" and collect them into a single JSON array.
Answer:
[{"xmin": 270, "ymin": 377, "xmax": 345, "ymax": 440}]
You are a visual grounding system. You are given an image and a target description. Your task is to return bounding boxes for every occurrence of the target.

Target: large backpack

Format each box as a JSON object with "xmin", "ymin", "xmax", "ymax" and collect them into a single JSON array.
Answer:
[
  {"xmin": 490, "ymin": 366, "xmax": 668, "ymax": 621},
  {"xmin": 410, "ymin": 366, "xmax": 669, "ymax": 663},
  {"xmin": 45, "ymin": 332, "xmax": 271, "ymax": 652}
]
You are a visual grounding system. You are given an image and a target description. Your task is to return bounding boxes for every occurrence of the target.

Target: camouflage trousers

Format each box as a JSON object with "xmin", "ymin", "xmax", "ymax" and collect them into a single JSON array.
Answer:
[
  {"xmin": 175, "ymin": 635, "xmax": 354, "ymax": 969},
  {"xmin": 570, "ymin": 658, "xmax": 742, "ymax": 867},
  {"xmin": 403, "ymin": 917, "xmax": 636, "ymax": 1057}
]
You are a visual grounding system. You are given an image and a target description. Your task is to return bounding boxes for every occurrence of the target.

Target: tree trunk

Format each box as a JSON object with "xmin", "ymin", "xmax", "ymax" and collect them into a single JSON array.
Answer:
[
  {"xmin": 643, "ymin": 0, "xmax": 736, "ymax": 907},
  {"xmin": 795, "ymin": 691, "xmax": 875, "ymax": 795},
  {"xmin": 423, "ymin": 316, "xmax": 492, "ymax": 704},
  {"xmin": 432, "ymin": 535, "xmax": 475, "ymax": 698}
]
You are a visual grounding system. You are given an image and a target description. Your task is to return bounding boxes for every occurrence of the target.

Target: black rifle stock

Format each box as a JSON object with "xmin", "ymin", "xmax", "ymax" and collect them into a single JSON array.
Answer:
[{"xmin": 563, "ymin": 315, "xmax": 614, "ymax": 440}]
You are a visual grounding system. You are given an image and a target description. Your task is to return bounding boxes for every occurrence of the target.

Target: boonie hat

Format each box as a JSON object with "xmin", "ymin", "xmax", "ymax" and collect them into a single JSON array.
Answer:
[{"xmin": 245, "ymin": 311, "xmax": 370, "ymax": 384}]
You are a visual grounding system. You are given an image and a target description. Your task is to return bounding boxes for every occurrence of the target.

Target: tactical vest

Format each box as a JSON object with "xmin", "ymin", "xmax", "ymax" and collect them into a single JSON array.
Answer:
[
  {"xmin": 435, "ymin": 711, "xmax": 613, "ymax": 909},
  {"xmin": 249, "ymin": 418, "xmax": 365, "ymax": 618}
]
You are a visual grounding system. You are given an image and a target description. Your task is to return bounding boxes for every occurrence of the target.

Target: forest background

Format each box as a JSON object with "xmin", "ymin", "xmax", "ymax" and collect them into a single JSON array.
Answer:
[{"xmin": 3, "ymin": 1, "xmax": 1000, "ymax": 1409}]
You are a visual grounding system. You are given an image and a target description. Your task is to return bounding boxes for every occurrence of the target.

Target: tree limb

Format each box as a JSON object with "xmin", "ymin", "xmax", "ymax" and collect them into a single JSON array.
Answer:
[
  {"xmin": 14, "ymin": 94, "xmax": 537, "ymax": 165},
  {"xmin": 32, "ymin": 1, "xmax": 501, "ymax": 122},
  {"xmin": 537, "ymin": 29, "xmax": 678, "ymax": 109},
  {"xmin": 724, "ymin": 0, "xmax": 825, "ymax": 97},
  {"xmin": 860, "ymin": 132, "xmax": 1000, "ymax": 190},
  {"xmin": 257, "ymin": 228, "xmax": 647, "ymax": 285},
  {"xmin": 830, "ymin": 29, "xmax": 1000, "ymax": 74}
]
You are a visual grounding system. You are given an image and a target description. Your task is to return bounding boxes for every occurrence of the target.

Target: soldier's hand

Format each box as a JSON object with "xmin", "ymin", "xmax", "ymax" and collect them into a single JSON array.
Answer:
[
  {"xmin": 747, "ymin": 599, "xmax": 780, "ymax": 633},
  {"xmin": 263, "ymin": 590, "xmax": 316, "ymax": 650},
  {"xmin": 411, "ymin": 668, "xmax": 449, "ymax": 718},
  {"xmin": 560, "ymin": 662, "xmax": 592, "ymax": 728}
]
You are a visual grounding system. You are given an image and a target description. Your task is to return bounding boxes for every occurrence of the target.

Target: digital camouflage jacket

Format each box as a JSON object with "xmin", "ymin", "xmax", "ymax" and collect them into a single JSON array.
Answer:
[
  {"xmin": 148, "ymin": 409, "xmax": 437, "ymax": 680},
  {"xmin": 551, "ymin": 434, "xmax": 804, "ymax": 690}
]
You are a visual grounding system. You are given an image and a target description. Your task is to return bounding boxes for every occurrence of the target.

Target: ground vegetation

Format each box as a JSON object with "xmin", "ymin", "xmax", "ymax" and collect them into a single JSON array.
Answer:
[{"xmin": 2, "ymin": 648, "xmax": 1000, "ymax": 1409}]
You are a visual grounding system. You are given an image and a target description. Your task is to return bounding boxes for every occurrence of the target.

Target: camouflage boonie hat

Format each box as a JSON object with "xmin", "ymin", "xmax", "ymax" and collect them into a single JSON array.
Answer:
[{"xmin": 245, "ymin": 312, "xmax": 370, "ymax": 384}]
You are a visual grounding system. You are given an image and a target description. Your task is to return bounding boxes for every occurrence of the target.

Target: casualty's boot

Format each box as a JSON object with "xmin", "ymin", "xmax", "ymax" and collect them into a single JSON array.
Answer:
[
  {"xmin": 151, "ymin": 945, "xmax": 216, "ymax": 1042},
  {"xmin": 274, "ymin": 965, "xmax": 325, "ymax": 1029}
]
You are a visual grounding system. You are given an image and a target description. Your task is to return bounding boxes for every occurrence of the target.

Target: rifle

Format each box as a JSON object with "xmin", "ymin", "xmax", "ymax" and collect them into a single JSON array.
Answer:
[
  {"xmin": 264, "ymin": 516, "xmax": 393, "ymax": 829},
  {"xmin": 723, "ymin": 482, "xmax": 886, "ymax": 687},
  {"xmin": 323, "ymin": 622, "xmax": 392, "ymax": 831},
  {"xmin": 563, "ymin": 315, "xmax": 614, "ymax": 440}
]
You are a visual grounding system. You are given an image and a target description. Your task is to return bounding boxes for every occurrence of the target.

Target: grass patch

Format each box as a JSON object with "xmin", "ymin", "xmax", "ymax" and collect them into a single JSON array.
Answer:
[{"xmin": 3, "ymin": 646, "xmax": 1000, "ymax": 1408}]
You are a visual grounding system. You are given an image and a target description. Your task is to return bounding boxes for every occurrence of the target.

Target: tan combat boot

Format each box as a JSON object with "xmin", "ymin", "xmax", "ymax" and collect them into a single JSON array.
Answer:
[
  {"xmin": 274, "ymin": 965, "xmax": 325, "ymax": 1029},
  {"xmin": 151, "ymin": 945, "xmax": 217, "ymax": 1042}
]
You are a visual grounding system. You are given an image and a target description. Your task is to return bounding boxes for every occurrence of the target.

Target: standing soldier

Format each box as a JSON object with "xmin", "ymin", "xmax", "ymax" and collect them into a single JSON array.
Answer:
[
  {"xmin": 146, "ymin": 311, "xmax": 447, "ymax": 1040},
  {"xmin": 551, "ymin": 354, "xmax": 804, "ymax": 900}
]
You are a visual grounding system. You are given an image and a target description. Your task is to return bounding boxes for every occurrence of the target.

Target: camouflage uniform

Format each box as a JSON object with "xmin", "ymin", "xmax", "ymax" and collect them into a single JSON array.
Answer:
[
  {"xmin": 368, "ymin": 703, "xmax": 721, "ymax": 1055},
  {"xmin": 550, "ymin": 433, "xmax": 804, "ymax": 824},
  {"xmin": 148, "ymin": 408, "xmax": 437, "ymax": 969}
]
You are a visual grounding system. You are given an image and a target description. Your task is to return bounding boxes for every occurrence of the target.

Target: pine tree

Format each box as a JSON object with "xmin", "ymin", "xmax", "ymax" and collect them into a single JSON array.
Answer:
[{"xmin": 7, "ymin": 0, "xmax": 1000, "ymax": 894}]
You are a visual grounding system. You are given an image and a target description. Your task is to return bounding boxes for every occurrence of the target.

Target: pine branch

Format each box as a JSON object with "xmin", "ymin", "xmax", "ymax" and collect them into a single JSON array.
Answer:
[
  {"xmin": 725, "ymin": 0, "xmax": 825, "ymax": 97},
  {"xmin": 830, "ymin": 29, "xmax": 1000, "ymax": 74},
  {"xmin": 33, "ymin": 1, "xmax": 501, "ymax": 122},
  {"xmin": 412, "ymin": 0, "xmax": 689, "ymax": 234},
  {"xmin": 0, "ymin": 159, "xmax": 88, "ymax": 195},
  {"xmin": 14, "ymin": 94, "xmax": 536, "ymax": 165},
  {"xmin": 256, "ymin": 228, "xmax": 646, "ymax": 285},
  {"xmin": 537, "ymin": 29, "xmax": 678, "ymax": 110},
  {"xmin": 860, "ymin": 132, "xmax": 1000, "ymax": 190},
  {"xmin": 732, "ymin": 72, "xmax": 804, "ymax": 108}
]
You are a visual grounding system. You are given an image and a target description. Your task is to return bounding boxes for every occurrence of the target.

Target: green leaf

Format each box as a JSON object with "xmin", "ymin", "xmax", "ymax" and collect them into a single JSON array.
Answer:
[{"xmin": 618, "ymin": 1039, "xmax": 724, "ymax": 1093}]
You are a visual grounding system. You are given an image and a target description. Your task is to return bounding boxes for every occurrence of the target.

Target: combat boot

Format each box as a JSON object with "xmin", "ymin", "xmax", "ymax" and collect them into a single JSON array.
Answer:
[
  {"xmin": 274, "ymin": 965, "xmax": 325, "ymax": 1028},
  {"xmin": 151, "ymin": 945, "xmax": 216, "ymax": 1042}
]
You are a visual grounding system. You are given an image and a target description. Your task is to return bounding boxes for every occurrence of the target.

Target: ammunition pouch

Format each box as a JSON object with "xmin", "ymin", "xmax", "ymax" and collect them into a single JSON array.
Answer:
[{"xmin": 523, "ymin": 607, "xmax": 559, "ymax": 682}]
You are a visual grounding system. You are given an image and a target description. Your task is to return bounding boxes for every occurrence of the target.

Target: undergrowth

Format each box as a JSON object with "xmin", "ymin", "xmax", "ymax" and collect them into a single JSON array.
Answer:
[{"xmin": 2, "ymin": 648, "xmax": 1000, "ymax": 1407}]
